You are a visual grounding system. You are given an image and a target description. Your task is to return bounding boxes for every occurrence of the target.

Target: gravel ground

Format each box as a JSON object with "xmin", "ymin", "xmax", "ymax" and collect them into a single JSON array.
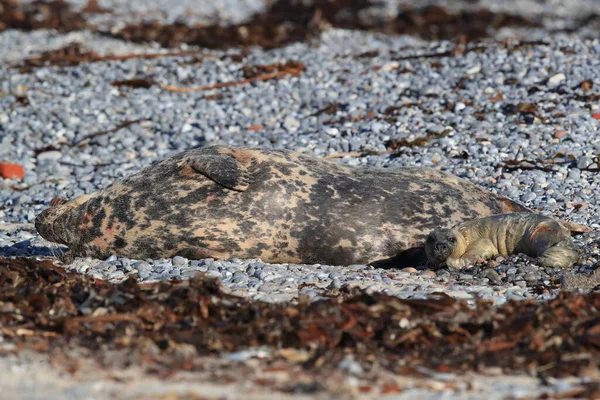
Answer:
[
  {"xmin": 2, "ymin": 28, "xmax": 599, "ymax": 303},
  {"xmin": 1, "ymin": 0, "xmax": 600, "ymax": 397}
]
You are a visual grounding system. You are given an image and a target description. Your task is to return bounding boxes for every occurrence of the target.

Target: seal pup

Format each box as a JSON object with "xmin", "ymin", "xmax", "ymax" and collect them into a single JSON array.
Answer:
[
  {"xmin": 36, "ymin": 145, "xmax": 535, "ymax": 266},
  {"xmin": 424, "ymin": 213, "xmax": 579, "ymax": 269}
]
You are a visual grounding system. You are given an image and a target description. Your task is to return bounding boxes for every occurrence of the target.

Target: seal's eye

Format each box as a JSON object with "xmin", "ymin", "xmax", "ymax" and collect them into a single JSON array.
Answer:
[
  {"xmin": 426, "ymin": 235, "xmax": 435, "ymax": 244},
  {"xmin": 448, "ymin": 236, "xmax": 457, "ymax": 244}
]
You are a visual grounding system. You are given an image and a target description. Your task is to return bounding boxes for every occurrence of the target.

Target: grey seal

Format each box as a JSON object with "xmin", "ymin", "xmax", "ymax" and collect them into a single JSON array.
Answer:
[
  {"xmin": 425, "ymin": 213, "xmax": 579, "ymax": 269},
  {"xmin": 37, "ymin": 145, "xmax": 557, "ymax": 266}
]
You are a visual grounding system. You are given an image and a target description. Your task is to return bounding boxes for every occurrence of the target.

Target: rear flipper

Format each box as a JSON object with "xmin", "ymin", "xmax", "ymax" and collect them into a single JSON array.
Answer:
[
  {"xmin": 560, "ymin": 220, "xmax": 591, "ymax": 235},
  {"xmin": 536, "ymin": 240, "xmax": 579, "ymax": 268}
]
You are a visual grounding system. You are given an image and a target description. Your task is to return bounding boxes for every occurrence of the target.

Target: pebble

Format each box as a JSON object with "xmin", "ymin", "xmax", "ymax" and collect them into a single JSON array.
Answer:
[
  {"xmin": 206, "ymin": 271, "xmax": 222, "ymax": 278},
  {"xmin": 454, "ymin": 102, "xmax": 466, "ymax": 112},
  {"xmin": 283, "ymin": 116, "xmax": 300, "ymax": 131},
  {"xmin": 421, "ymin": 270, "xmax": 436, "ymax": 278},
  {"xmin": 172, "ymin": 256, "xmax": 188, "ymax": 266},
  {"xmin": 338, "ymin": 357, "xmax": 364, "ymax": 375},
  {"xmin": 325, "ymin": 127, "xmax": 339, "ymax": 137},
  {"xmin": 446, "ymin": 290, "xmax": 473, "ymax": 300},
  {"xmin": 554, "ymin": 130, "xmax": 567, "ymax": 139},
  {"xmin": 548, "ymin": 73, "xmax": 566, "ymax": 85},
  {"xmin": 577, "ymin": 157, "xmax": 593, "ymax": 169},
  {"xmin": 36, "ymin": 151, "xmax": 62, "ymax": 164}
]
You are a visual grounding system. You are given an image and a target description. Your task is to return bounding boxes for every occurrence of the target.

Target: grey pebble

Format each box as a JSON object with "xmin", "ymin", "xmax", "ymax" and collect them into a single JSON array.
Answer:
[
  {"xmin": 206, "ymin": 271, "xmax": 222, "ymax": 278},
  {"xmin": 172, "ymin": 256, "xmax": 188, "ymax": 266}
]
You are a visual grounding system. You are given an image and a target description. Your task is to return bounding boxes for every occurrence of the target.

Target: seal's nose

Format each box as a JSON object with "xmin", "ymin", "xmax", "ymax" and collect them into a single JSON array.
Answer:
[
  {"xmin": 35, "ymin": 209, "xmax": 54, "ymax": 242},
  {"xmin": 435, "ymin": 243, "xmax": 448, "ymax": 252}
]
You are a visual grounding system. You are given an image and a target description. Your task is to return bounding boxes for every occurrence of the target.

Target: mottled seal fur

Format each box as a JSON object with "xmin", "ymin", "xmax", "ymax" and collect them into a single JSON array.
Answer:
[
  {"xmin": 425, "ymin": 213, "xmax": 579, "ymax": 269},
  {"xmin": 36, "ymin": 145, "xmax": 534, "ymax": 266}
]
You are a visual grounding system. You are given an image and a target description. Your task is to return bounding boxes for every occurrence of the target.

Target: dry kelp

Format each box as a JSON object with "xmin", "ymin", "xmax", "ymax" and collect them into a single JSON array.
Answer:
[
  {"xmin": 0, "ymin": 0, "xmax": 86, "ymax": 32},
  {"xmin": 1, "ymin": 258, "xmax": 599, "ymax": 378},
  {"xmin": 108, "ymin": 1, "xmax": 540, "ymax": 49}
]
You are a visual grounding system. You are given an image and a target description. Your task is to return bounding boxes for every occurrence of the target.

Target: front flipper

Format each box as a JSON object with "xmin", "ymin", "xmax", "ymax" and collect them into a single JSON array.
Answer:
[
  {"xmin": 446, "ymin": 238, "xmax": 498, "ymax": 269},
  {"xmin": 188, "ymin": 152, "xmax": 253, "ymax": 191}
]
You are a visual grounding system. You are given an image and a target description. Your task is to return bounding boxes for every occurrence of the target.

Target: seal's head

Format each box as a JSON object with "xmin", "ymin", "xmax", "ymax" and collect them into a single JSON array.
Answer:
[
  {"xmin": 35, "ymin": 194, "xmax": 96, "ymax": 250},
  {"xmin": 424, "ymin": 228, "xmax": 459, "ymax": 267}
]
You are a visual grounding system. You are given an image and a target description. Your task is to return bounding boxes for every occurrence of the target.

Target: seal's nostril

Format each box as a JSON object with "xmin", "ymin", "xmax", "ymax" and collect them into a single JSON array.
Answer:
[
  {"xmin": 435, "ymin": 244, "xmax": 447, "ymax": 252},
  {"xmin": 35, "ymin": 211, "xmax": 48, "ymax": 238}
]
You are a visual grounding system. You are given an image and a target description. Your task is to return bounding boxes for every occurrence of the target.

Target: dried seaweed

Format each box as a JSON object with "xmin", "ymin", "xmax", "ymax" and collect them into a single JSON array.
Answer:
[
  {"xmin": 0, "ymin": 0, "xmax": 580, "ymax": 60},
  {"xmin": 17, "ymin": 42, "xmax": 203, "ymax": 72},
  {"xmin": 242, "ymin": 61, "xmax": 306, "ymax": 79},
  {"xmin": 111, "ymin": 78, "xmax": 157, "ymax": 89},
  {"xmin": 311, "ymin": 103, "xmax": 347, "ymax": 117},
  {"xmin": 392, "ymin": 6, "xmax": 540, "ymax": 42},
  {"xmin": 107, "ymin": 1, "xmax": 541, "ymax": 50},
  {"xmin": 161, "ymin": 61, "xmax": 306, "ymax": 93},
  {"xmin": 385, "ymin": 129, "xmax": 452, "ymax": 152},
  {"xmin": 81, "ymin": 0, "xmax": 110, "ymax": 14},
  {"xmin": 0, "ymin": 0, "xmax": 86, "ymax": 32},
  {"xmin": 106, "ymin": 0, "xmax": 371, "ymax": 50},
  {"xmin": 72, "ymin": 119, "xmax": 144, "ymax": 147},
  {"xmin": 31, "ymin": 119, "xmax": 144, "ymax": 154},
  {"xmin": 323, "ymin": 150, "xmax": 388, "ymax": 159},
  {"xmin": 500, "ymin": 158, "xmax": 600, "ymax": 173},
  {"xmin": 1, "ymin": 258, "xmax": 600, "ymax": 378}
]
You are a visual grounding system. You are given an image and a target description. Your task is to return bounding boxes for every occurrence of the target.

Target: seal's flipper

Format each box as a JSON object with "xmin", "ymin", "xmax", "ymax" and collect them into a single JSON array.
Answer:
[
  {"xmin": 461, "ymin": 238, "xmax": 498, "ymax": 261},
  {"xmin": 445, "ymin": 238, "xmax": 497, "ymax": 269},
  {"xmin": 536, "ymin": 241, "xmax": 579, "ymax": 268},
  {"xmin": 189, "ymin": 154, "xmax": 252, "ymax": 191},
  {"xmin": 559, "ymin": 220, "xmax": 591, "ymax": 235}
]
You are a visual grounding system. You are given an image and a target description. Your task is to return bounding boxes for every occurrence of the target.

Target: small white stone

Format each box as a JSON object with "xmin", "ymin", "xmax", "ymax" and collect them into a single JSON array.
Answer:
[
  {"xmin": 447, "ymin": 290, "xmax": 473, "ymax": 299},
  {"xmin": 466, "ymin": 64, "xmax": 481, "ymax": 75},
  {"xmin": 176, "ymin": 66, "xmax": 190, "ymax": 81},
  {"xmin": 181, "ymin": 123, "xmax": 192, "ymax": 133},
  {"xmin": 454, "ymin": 102, "xmax": 466, "ymax": 112},
  {"xmin": 36, "ymin": 150, "xmax": 62, "ymax": 162},
  {"xmin": 381, "ymin": 62, "xmax": 399, "ymax": 71},
  {"xmin": 548, "ymin": 73, "xmax": 566, "ymax": 85},
  {"xmin": 283, "ymin": 116, "xmax": 300, "ymax": 131},
  {"xmin": 325, "ymin": 127, "xmax": 339, "ymax": 136}
]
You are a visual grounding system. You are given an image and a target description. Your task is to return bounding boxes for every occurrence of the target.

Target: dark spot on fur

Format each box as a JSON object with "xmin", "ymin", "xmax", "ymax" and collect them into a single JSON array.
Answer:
[
  {"xmin": 244, "ymin": 241, "xmax": 271, "ymax": 258},
  {"xmin": 114, "ymin": 236, "xmax": 127, "ymax": 249},
  {"xmin": 112, "ymin": 194, "xmax": 136, "ymax": 229},
  {"xmin": 88, "ymin": 206, "xmax": 106, "ymax": 240},
  {"xmin": 273, "ymin": 161, "xmax": 292, "ymax": 176},
  {"xmin": 131, "ymin": 237, "xmax": 160, "ymax": 258}
]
